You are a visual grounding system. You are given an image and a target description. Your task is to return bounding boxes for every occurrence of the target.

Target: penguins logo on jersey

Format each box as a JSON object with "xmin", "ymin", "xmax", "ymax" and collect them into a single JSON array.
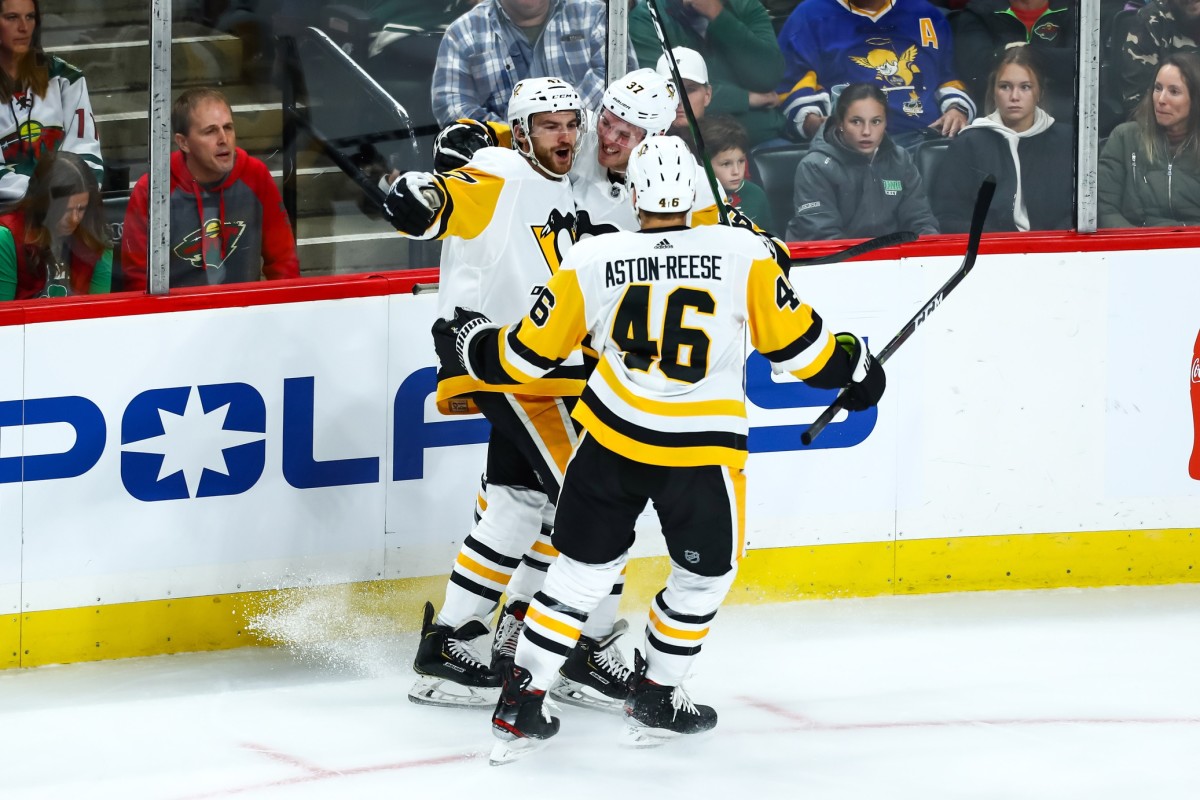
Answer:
[
  {"xmin": 174, "ymin": 219, "xmax": 247, "ymax": 269},
  {"xmin": 530, "ymin": 207, "xmax": 580, "ymax": 274}
]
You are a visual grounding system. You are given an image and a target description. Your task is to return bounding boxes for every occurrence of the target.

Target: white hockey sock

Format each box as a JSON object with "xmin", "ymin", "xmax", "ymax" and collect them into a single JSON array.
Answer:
[
  {"xmin": 581, "ymin": 568, "xmax": 626, "ymax": 639},
  {"xmin": 505, "ymin": 500, "xmax": 556, "ymax": 602},
  {"xmin": 643, "ymin": 563, "xmax": 737, "ymax": 687},
  {"xmin": 437, "ymin": 483, "xmax": 546, "ymax": 628},
  {"xmin": 515, "ymin": 552, "xmax": 627, "ymax": 690}
]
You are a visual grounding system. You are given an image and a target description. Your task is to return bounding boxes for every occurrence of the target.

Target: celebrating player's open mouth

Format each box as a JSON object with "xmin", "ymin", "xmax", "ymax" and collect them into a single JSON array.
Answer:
[{"xmin": 526, "ymin": 110, "xmax": 580, "ymax": 176}]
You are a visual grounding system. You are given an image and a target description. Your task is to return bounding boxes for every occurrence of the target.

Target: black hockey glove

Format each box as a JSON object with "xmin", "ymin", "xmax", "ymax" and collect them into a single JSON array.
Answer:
[
  {"xmin": 433, "ymin": 119, "xmax": 498, "ymax": 172},
  {"xmin": 383, "ymin": 172, "xmax": 444, "ymax": 236},
  {"xmin": 835, "ymin": 332, "xmax": 885, "ymax": 411},
  {"xmin": 431, "ymin": 307, "xmax": 494, "ymax": 377}
]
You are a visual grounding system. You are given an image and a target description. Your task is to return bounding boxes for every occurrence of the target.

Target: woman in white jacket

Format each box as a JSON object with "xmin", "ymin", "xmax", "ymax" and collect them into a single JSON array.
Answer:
[{"xmin": 932, "ymin": 46, "xmax": 1073, "ymax": 233}]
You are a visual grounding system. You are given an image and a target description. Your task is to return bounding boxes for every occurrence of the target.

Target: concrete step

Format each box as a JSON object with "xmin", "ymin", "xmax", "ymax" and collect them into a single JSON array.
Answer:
[
  {"xmin": 295, "ymin": 202, "xmax": 441, "ymax": 276},
  {"xmin": 42, "ymin": 7, "xmax": 149, "ymax": 32},
  {"xmin": 45, "ymin": 24, "xmax": 242, "ymax": 93}
]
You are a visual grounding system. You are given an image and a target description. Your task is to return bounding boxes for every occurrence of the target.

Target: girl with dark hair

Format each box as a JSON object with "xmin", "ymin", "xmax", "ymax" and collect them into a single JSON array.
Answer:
[
  {"xmin": 0, "ymin": 149, "xmax": 111, "ymax": 299},
  {"xmin": 1099, "ymin": 52, "xmax": 1200, "ymax": 228},
  {"xmin": 933, "ymin": 46, "xmax": 1074, "ymax": 233},
  {"xmin": 786, "ymin": 82, "xmax": 939, "ymax": 241},
  {"xmin": 0, "ymin": 0, "xmax": 104, "ymax": 203}
]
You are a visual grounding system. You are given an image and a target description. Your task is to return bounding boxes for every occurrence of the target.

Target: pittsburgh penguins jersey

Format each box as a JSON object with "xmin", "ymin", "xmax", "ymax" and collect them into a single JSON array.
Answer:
[
  {"xmin": 422, "ymin": 146, "xmax": 590, "ymax": 405},
  {"xmin": 466, "ymin": 223, "xmax": 851, "ymax": 468},
  {"xmin": 570, "ymin": 131, "xmax": 722, "ymax": 234},
  {"xmin": 0, "ymin": 56, "xmax": 104, "ymax": 202}
]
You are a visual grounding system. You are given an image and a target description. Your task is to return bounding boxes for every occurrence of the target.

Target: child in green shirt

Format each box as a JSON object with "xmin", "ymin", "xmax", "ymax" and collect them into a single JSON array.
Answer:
[{"xmin": 701, "ymin": 115, "xmax": 774, "ymax": 232}]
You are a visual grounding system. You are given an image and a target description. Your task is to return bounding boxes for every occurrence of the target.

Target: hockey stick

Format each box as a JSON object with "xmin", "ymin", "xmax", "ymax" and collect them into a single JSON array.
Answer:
[
  {"xmin": 800, "ymin": 175, "xmax": 996, "ymax": 446},
  {"xmin": 792, "ymin": 229, "xmax": 919, "ymax": 268},
  {"xmin": 644, "ymin": 0, "xmax": 729, "ymax": 225}
]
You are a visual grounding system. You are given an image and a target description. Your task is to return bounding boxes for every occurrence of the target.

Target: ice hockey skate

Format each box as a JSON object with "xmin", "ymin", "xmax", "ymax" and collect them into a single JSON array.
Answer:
[
  {"xmin": 491, "ymin": 598, "xmax": 529, "ymax": 668},
  {"xmin": 489, "ymin": 660, "xmax": 560, "ymax": 766},
  {"xmin": 621, "ymin": 651, "xmax": 717, "ymax": 747},
  {"xmin": 408, "ymin": 601, "xmax": 501, "ymax": 709},
  {"xmin": 550, "ymin": 618, "xmax": 634, "ymax": 713}
]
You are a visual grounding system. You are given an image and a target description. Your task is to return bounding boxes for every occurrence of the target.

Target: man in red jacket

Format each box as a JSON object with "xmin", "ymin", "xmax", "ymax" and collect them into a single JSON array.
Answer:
[{"xmin": 121, "ymin": 88, "xmax": 299, "ymax": 291}]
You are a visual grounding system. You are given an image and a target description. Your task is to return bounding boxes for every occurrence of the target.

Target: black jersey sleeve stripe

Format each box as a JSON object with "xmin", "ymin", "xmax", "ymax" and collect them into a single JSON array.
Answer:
[
  {"xmin": 759, "ymin": 311, "xmax": 826, "ymax": 364},
  {"xmin": 580, "ymin": 388, "xmax": 748, "ymax": 451},
  {"xmin": 506, "ymin": 322, "xmax": 561, "ymax": 372}
]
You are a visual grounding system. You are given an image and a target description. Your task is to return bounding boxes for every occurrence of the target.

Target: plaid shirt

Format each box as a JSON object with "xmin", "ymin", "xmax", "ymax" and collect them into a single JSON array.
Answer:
[{"xmin": 431, "ymin": 0, "xmax": 636, "ymax": 126}]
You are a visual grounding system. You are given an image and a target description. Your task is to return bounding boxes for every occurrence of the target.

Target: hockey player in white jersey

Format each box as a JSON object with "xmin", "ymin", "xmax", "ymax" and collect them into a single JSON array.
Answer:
[
  {"xmin": 434, "ymin": 68, "xmax": 717, "ymax": 233},
  {"xmin": 382, "ymin": 77, "xmax": 636, "ymax": 712},
  {"xmin": 435, "ymin": 136, "xmax": 886, "ymax": 763}
]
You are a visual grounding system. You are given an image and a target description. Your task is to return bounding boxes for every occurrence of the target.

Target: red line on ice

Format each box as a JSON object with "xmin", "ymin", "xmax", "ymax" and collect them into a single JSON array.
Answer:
[
  {"xmin": 173, "ymin": 750, "xmax": 482, "ymax": 799},
  {"xmin": 737, "ymin": 696, "xmax": 1200, "ymax": 731}
]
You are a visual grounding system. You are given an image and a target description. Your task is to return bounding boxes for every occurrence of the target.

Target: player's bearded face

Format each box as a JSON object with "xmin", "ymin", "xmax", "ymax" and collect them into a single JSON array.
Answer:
[{"xmin": 524, "ymin": 110, "xmax": 580, "ymax": 175}]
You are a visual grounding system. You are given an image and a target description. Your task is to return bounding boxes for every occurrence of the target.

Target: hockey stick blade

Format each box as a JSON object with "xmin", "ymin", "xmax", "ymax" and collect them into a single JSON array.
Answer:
[
  {"xmin": 800, "ymin": 175, "xmax": 996, "ymax": 446},
  {"xmin": 792, "ymin": 230, "xmax": 919, "ymax": 267}
]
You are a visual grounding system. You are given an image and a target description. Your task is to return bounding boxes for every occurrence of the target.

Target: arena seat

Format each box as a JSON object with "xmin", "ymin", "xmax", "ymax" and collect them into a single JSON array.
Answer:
[
  {"xmin": 750, "ymin": 144, "xmax": 809, "ymax": 235},
  {"xmin": 915, "ymin": 138, "xmax": 951, "ymax": 190}
]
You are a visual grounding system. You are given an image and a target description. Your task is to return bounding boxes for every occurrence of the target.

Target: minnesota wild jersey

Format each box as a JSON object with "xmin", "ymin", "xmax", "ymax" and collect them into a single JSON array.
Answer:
[{"xmin": 0, "ymin": 56, "xmax": 103, "ymax": 202}]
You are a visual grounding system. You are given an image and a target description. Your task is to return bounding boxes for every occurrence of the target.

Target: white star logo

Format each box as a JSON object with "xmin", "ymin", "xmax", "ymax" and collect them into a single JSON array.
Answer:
[{"xmin": 125, "ymin": 387, "xmax": 263, "ymax": 497}]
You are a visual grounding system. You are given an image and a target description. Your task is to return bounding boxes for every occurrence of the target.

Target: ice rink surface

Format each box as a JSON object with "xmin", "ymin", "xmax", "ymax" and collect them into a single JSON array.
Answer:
[{"xmin": 2, "ymin": 583, "xmax": 1198, "ymax": 799}]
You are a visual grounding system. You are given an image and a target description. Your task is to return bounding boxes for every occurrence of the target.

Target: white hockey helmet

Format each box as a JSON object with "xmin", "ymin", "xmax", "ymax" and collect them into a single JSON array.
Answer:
[
  {"xmin": 602, "ymin": 68, "xmax": 678, "ymax": 137},
  {"xmin": 507, "ymin": 76, "xmax": 585, "ymax": 177},
  {"xmin": 626, "ymin": 135, "xmax": 696, "ymax": 214},
  {"xmin": 507, "ymin": 76, "xmax": 585, "ymax": 142}
]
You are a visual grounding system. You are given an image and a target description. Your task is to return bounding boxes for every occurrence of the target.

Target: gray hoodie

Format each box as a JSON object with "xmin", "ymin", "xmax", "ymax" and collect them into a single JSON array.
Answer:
[{"xmin": 786, "ymin": 119, "xmax": 939, "ymax": 242}]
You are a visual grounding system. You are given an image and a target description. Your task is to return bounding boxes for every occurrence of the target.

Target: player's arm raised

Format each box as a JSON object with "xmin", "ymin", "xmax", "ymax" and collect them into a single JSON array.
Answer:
[{"xmin": 382, "ymin": 165, "xmax": 504, "ymax": 240}]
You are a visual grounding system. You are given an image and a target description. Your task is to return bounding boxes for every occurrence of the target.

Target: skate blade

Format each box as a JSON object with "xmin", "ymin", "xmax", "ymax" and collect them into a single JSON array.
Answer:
[
  {"xmin": 549, "ymin": 678, "xmax": 625, "ymax": 715},
  {"xmin": 620, "ymin": 722, "xmax": 680, "ymax": 748},
  {"xmin": 488, "ymin": 736, "xmax": 549, "ymax": 766},
  {"xmin": 408, "ymin": 676, "xmax": 499, "ymax": 709},
  {"xmin": 620, "ymin": 721, "xmax": 715, "ymax": 748}
]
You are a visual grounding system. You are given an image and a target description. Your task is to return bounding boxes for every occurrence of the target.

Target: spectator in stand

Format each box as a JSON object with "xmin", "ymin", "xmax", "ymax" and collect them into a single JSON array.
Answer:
[
  {"xmin": 776, "ymin": 0, "xmax": 975, "ymax": 148},
  {"xmin": 952, "ymin": 0, "xmax": 1075, "ymax": 122},
  {"xmin": 701, "ymin": 114, "xmax": 774, "ymax": 229},
  {"xmin": 1119, "ymin": 0, "xmax": 1200, "ymax": 114},
  {"xmin": 655, "ymin": 46, "xmax": 714, "ymax": 149},
  {"xmin": 933, "ymin": 46, "xmax": 1073, "ymax": 232},
  {"xmin": 431, "ymin": 0, "xmax": 634, "ymax": 127},
  {"xmin": 787, "ymin": 82, "xmax": 939, "ymax": 241},
  {"xmin": 0, "ymin": 150, "xmax": 110, "ymax": 300},
  {"xmin": 121, "ymin": 88, "xmax": 299, "ymax": 290},
  {"xmin": 1100, "ymin": 52, "xmax": 1200, "ymax": 227},
  {"xmin": 630, "ymin": 0, "xmax": 789, "ymax": 146},
  {"xmin": 0, "ymin": 0, "xmax": 103, "ymax": 204}
]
